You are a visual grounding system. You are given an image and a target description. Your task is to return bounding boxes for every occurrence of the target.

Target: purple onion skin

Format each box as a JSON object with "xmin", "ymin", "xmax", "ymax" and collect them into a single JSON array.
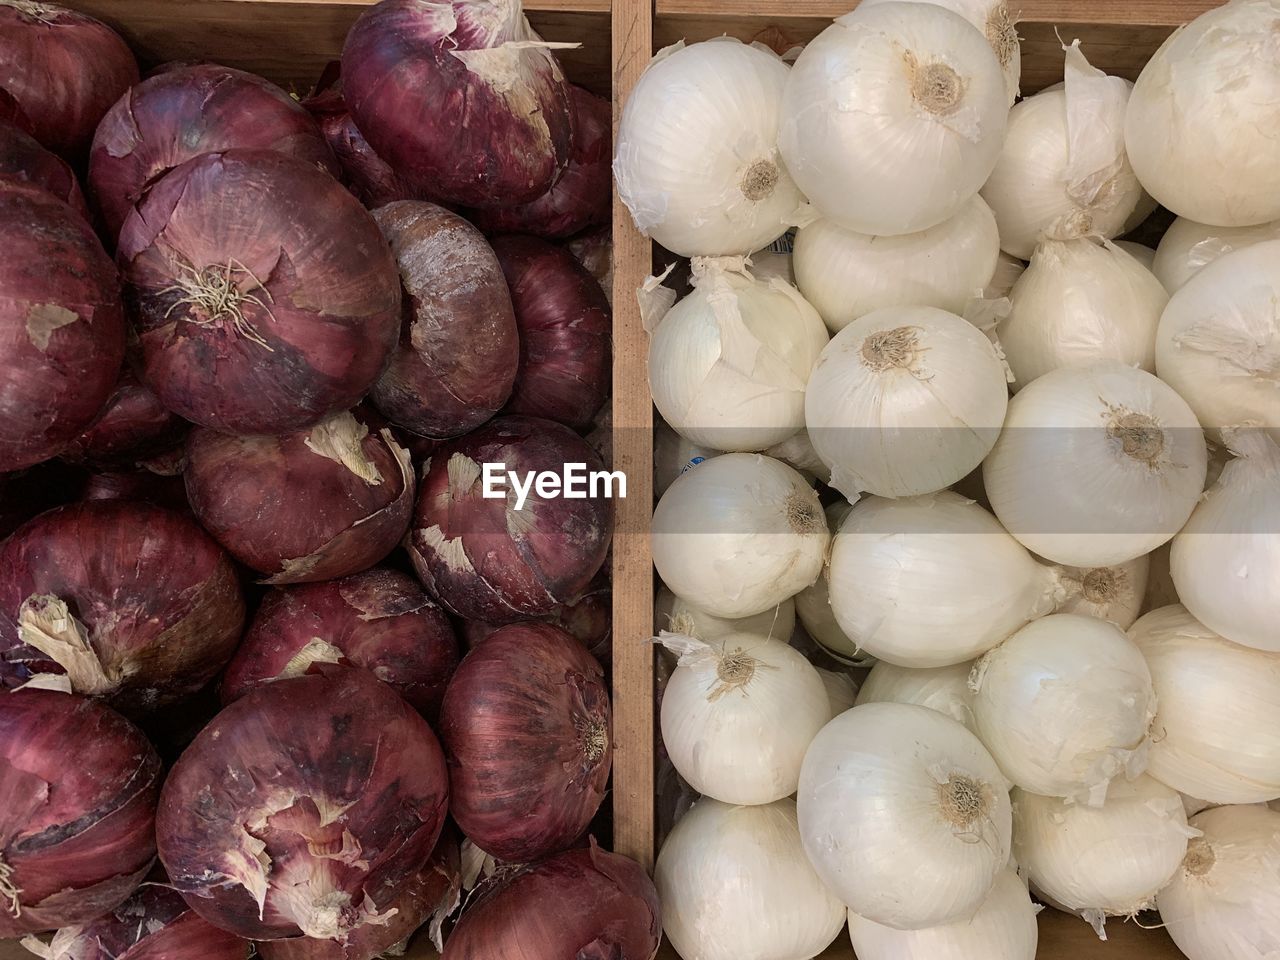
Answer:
[
  {"xmin": 156, "ymin": 666, "xmax": 449, "ymax": 942},
  {"xmin": 0, "ymin": 88, "xmax": 32, "ymax": 132},
  {"xmin": 0, "ymin": 181, "xmax": 125, "ymax": 472},
  {"xmin": 117, "ymin": 149, "xmax": 402, "ymax": 436},
  {"xmin": 443, "ymin": 842, "xmax": 661, "ymax": 960},
  {"xmin": 341, "ymin": 0, "xmax": 573, "ymax": 208},
  {"xmin": 89, "ymin": 64, "xmax": 340, "ymax": 242},
  {"xmin": 0, "ymin": 501, "xmax": 246, "ymax": 717},
  {"xmin": 440, "ymin": 622, "xmax": 611, "ymax": 862},
  {"xmin": 0, "ymin": 688, "xmax": 161, "ymax": 938},
  {"xmin": 462, "ymin": 578, "xmax": 611, "ymax": 668},
  {"xmin": 0, "ymin": 2, "xmax": 138, "ymax": 160},
  {"xmin": 80, "ymin": 468, "xmax": 190, "ymax": 514},
  {"xmin": 492, "ymin": 236, "xmax": 611, "ymax": 430},
  {"xmin": 221, "ymin": 568, "xmax": 459, "ymax": 719},
  {"xmin": 406, "ymin": 416, "xmax": 613, "ymax": 623},
  {"xmin": 62, "ymin": 368, "xmax": 188, "ymax": 467},
  {"xmin": 370, "ymin": 202, "xmax": 518, "ymax": 439},
  {"xmin": 0, "ymin": 118, "xmax": 89, "ymax": 217}
]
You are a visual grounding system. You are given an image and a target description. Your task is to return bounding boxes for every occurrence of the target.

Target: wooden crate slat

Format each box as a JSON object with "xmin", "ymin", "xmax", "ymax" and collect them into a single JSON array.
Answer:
[{"xmin": 655, "ymin": 0, "xmax": 1216, "ymax": 25}]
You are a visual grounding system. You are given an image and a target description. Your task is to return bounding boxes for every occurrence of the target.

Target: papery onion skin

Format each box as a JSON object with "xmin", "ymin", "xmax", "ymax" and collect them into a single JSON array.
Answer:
[
  {"xmin": 440, "ymin": 622, "xmax": 611, "ymax": 862},
  {"xmin": 567, "ymin": 225, "xmax": 613, "ymax": 305},
  {"xmin": 0, "ymin": 501, "xmax": 245, "ymax": 717},
  {"xmin": 156, "ymin": 665, "xmax": 449, "ymax": 942},
  {"xmin": 370, "ymin": 202, "xmax": 518, "ymax": 439},
  {"xmin": 654, "ymin": 585, "xmax": 795, "ymax": 644},
  {"xmin": 0, "ymin": 688, "xmax": 161, "ymax": 937},
  {"xmin": 61, "ymin": 369, "xmax": 187, "ymax": 467},
  {"xmin": 1056, "ymin": 554, "xmax": 1150, "ymax": 629},
  {"xmin": 1152, "ymin": 216, "xmax": 1280, "ymax": 293},
  {"xmin": 0, "ymin": 119, "xmax": 88, "ymax": 217},
  {"xmin": 855, "ymin": 660, "xmax": 976, "ymax": 731},
  {"xmin": 118, "ymin": 149, "xmax": 401, "ymax": 436}
]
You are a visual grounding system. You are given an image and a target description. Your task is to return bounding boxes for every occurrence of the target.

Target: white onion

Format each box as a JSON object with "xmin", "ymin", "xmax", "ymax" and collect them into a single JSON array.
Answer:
[
  {"xmin": 1156, "ymin": 805, "xmax": 1280, "ymax": 960},
  {"xmin": 856, "ymin": 660, "xmax": 976, "ymax": 730},
  {"xmin": 748, "ymin": 246, "xmax": 796, "ymax": 285},
  {"xmin": 999, "ymin": 240, "xmax": 1168, "ymax": 389},
  {"xmin": 653, "ymin": 419, "xmax": 720, "ymax": 499},
  {"xmin": 655, "ymin": 797, "xmax": 847, "ymax": 960},
  {"xmin": 1126, "ymin": 0, "xmax": 1280, "ymax": 226},
  {"xmin": 1152, "ymin": 216, "xmax": 1280, "ymax": 293},
  {"xmin": 971, "ymin": 613, "xmax": 1156, "ymax": 803},
  {"xmin": 764, "ymin": 427, "xmax": 831, "ymax": 485},
  {"xmin": 981, "ymin": 42, "xmax": 1141, "ymax": 259},
  {"xmin": 779, "ymin": 2, "xmax": 1008, "ymax": 236},
  {"xmin": 1055, "ymin": 554, "xmax": 1150, "ymax": 629},
  {"xmin": 614, "ymin": 38, "xmax": 805, "ymax": 256},
  {"xmin": 986, "ymin": 251, "xmax": 1026, "ymax": 298},
  {"xmin": 1130, "ymin": 604, "xmax": 1280, "ymax": 804},
  {"xmin": 828, "ymin": 491, "xmax": 1063, "ymax": 668},
  {"xmin": 650, "ymin": 258, "xmax": 829, "ymax": 452},
  {"xmin": 817, "ymin": 667, "xmax": 858, "ymax": 716},
  {"xmin": 792, "ymin": 196, "xmax": 1000, "ymax": 333},
  {"xmin": 793, "ymin": 502, "xmax": 860, "ymax": 662},
  {"xmin": 654, "ymin": 585, "xmax": 796, "ymax": 644},
  {"xmin": 983, "ymin": 362, "xmax": 1208, "ymax": 567},
  {"xmin": 805, "ymin": 306, "xmax": 1009, "ymax": 499},
  {"xmin": 798, "ymin": 702, "xmax": 1012, "ymax": 929},
  {"xmin": 653, "ymin": 453, "xmax": 828, "ymax": 618},
  {"xmin": 1116, "ymin": 241, "xmax": 1157, "ymax": 272},
  {"xmin": 657, "ymin": 631, "xmax": 831, "ymax": 805}
]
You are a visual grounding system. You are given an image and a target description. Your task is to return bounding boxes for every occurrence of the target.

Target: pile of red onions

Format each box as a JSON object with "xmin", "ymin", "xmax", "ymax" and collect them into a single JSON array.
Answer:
[
  {"xmin": 221, "ymin": 567, "xmax": 459, "ymax": 718},
  {"xmin": 61, "ymin": 369, "xmax": 187, "ymax": 467},
  {"xmin": 117, "ymin": 149, "xmax": 402, "ymax": 436},
  {"xmin": 440, "ymin": 622, "xmax": 611, "ymax": 861},
  {"xmin": 0, "ymin": 500, "xmax": 245, "ymax": 716},
  {"xmin": 156, "ymin": 665, "xmax": 449, "ymax": 942},
  {"xmin": 0, "ymin": 688, "xmax": 161, "ymax": 937},
  {"xmin": 407, "ymin": 416, "xmax": 613, "ymax": 622},
  {"xmin": 341, "ymin": 0, "xmax": 574, "ymax": 207},
  {"xmin": 464, "ymin": 576, "xmax": 612, "ymax": 667},
  {"xmin": 370, "ymin": 202, "xmax": 519, "ymax": 439},
  {"xmin": 0, "ymin": 180, "xmax": 124, "ymax": 472},
  {"xmin": 0, "ymin": 119, "xmax": 88, "ymax": 216}
]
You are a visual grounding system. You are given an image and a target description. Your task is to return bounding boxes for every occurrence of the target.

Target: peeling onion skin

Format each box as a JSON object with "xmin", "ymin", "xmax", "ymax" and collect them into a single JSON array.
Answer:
[
  {"xmin": 221, "ymin": 568, "xmax": 459, "ymax": 720},
  {"xmin": 0, "ymin": 501, "xmax": 245, "ymax": 717},
  {"xmin": 0, "ymin": 181, "xmax": 126, "ymax": 473},
  {"xmin": 61, "ymin": 369, "xmax": 188, "ymax": 468},
  {"xmin": 0, "ymin": 688, "xmax": 161, "ymax": 938},
  {"xmin": 156, "ymin": 665, "xmax": 450, "ymax": 943},
  {"xmin": 117, "ymin": 149, "xmax": 402, "ymax": 436},
  {"xmin": 0, "ymin": 119, "xmax": 89, "ymax": 218},
  {"xmin": 406, "ymin": 416, "xmax": 613, "ymax": 623},
  {"xmin": 184, "ymin": 412, "xmax": 415, "ymax": 584},
  {"xmin": 369, "ymin": 202, "xmax": 519, "ymax": 439},
  {"xmin": 89, "ymin": 64, "xmax": 339, "ymax": 242}
]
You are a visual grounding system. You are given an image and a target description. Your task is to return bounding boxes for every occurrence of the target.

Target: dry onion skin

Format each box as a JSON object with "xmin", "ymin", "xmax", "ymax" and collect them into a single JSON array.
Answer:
[
  {"xmin": 1152, "ymin": 216, "xmax": 1280, "ymax": 293},
  {"xmin": 1054, "ymin": 554, "xmax": 1150, "ymax": 629},
  {"xmin": 654, "ymin": 585, "xmax": 795, "ymax": 644}
]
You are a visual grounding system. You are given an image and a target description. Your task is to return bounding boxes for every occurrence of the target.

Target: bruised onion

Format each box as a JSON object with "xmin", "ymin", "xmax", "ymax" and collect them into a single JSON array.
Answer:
[
  {"xmin": 0, "ymin": 181, "xmax": 125, "ymax": 472},
  {"xmin": 156, "ymin": 665, "xmax": 449, "ymax": 942},
  {"xmin": 185, "ymin": 411, "xmax": 414, "ymax": 583},
  {"xmin": 221, "ymin": 568, "xmax": 459, "ymax": 718},
  {"xmin": 369, "ymin": 202, "xmax": 518, "ymax": 438},
  {"xmin": 61, "ymin": 369, "xmax": 186, "ymax": 467},
  {"xmin": 492, "ymin": 236, "xmax": 611, "ymax": 430},
  {"xmin": 0, "ymin": 119, "xmax": 88, "ymax": 217},
  {"xmin": 117, "ymin": 149, "xmax": 401, "ymax": 436},
  {"xmin": 341, "ymin": 0, "xmax": 574, "ymax": 207},
  {"xmin": 89, "ymin": 63, "xmax": 339, "ymax": 241},
  {"xmin": 0, "ymin": 688, "xmax": 160, "ymax": 937},
  {"xmin": 407, "ymin": 416, "xmax": 613, "ymax": 622}
]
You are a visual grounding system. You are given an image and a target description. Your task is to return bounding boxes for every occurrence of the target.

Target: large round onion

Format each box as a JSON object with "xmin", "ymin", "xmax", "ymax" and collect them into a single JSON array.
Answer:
[
  {"xmin": 0, "ymin": 501, "xmax": 245, "ymax": 716},
  {"xmin": 0, "ymin": 689, "xmax": 160, "ymax": 937},
  {"xmin": 442, "ymin": 842, "xmax": 660, "ymax": 960},
  {"xmin": 407, "ymin": 416, "xmax": 612, "ymax": 622},
  {"xmin": 0, "ymin": 2, "xmax": 137, "ymax": 159},
  {"xmin": 221, "ymin": 568, "xmax": 458, "ymax": 718},
  {"xmin": 440, "ymin": 622, "xmax": 610, "ymax": 861},
  {"xmin": 157, "ymin": 666, "xmax": 449, "ymax": 942},
  {"xmin": 61, "ymin": 369, "xmax": 187, "ymax": 467},
  {"xmin": 491, "ymin": 235, "xmax": 611, "ymax": 430},
  {"xmin": 0, "ymin": 181, "xmax": 125, "ymax": 472},
  {"xmin": 118, "ymin": 149, "xmax": 401, "ymax": 436},
  {"xmin": 341, "ymin": 0, "xmax": 574, "ymax": 208},
  {"xmin": 185, "ymin": 411, "xmax": 414, "ymax": 583},
  {"xmin": 369, "ymin": 202, "xmax": 518, "ymax": 439},
  {"xmin": 89, "ymin": 63, "xmax": 339, "ymax": 241},
  {"xmin": 0, "ymin": 119, "xmax": 88, "ymax": 217}
]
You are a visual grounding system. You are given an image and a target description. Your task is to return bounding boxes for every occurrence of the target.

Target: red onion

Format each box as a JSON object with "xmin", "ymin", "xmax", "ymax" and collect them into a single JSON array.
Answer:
[
  {"xmin": 0, "ymin": 688, "xmax": 161, "ymax": 937},
  {"xmin": 567, "ymin": 225, "xmax": 613, "ymax": 306},
  {"xmin": 221, "ymin": 568, "xmax": 459, "ymax": 718},
  {"xmin": 80, "ymin": 469, "xmax": 189, "ymax": 513},
  {"xmin": 117, "ymin": 149, "xmax": 402, "ymax": 436},
  {"xmin": 341, "ymin": 0, "xmax": 573, "ymax": 208},
  {"xmin": 370, "ymin": 202, "xmax": 518, "ymax": 439},
  {"xmin": 491, "ymin": 236, "xmax": 610, "ymax": 430},
  {"xmin": 407, "ymin": 416, "xmax": 613, "ymax": 622},
  {"xmin": 469, "ymin": 86, "xmax": 611, "ymax": 239},
  {"xmin": 185, "ymin": 411, "xmax": 414, "ymax": 583},
  {"xmin": 0, "ymin": 87, "xmax": 31, "ymax": 132},
  {"xmin": 0, "ymin": 500, "xmax": 245, "ymax": 716},
  {"xmin": 156, "ymin": 665, "xmax": 449, "ymax": 942},
  {"xmin": 0, "ymin": 181, "xmax": 125, "ymax": 472},
  {"xmin": 0, "ymin": 2, "xmax": 137, "ymax": 159},
  {"xmin": 440, "ymin": 622, "xmax": 611, "ymax": 862},
  {"xmin": 89, "ymin": 64, "xmax": 339, "ymax": 242},
  {"xmin": 62, "ymin": 369, "xmax": 187, "ymax": 467},
  {"xmin": 443, "ymin": 842, "xmax": 660, "ymax": 960},
  {"xmin": 462, "ymin": 579, "xmax": 611, "ymax": 666},
  {"xmin": 0, "ymin": 119, "xmax": 88, "ymax": 217}
]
